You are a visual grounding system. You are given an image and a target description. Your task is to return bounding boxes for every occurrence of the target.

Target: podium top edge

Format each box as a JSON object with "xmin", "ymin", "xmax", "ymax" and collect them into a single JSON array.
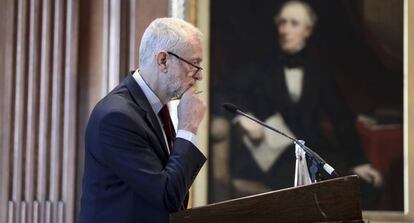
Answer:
[{"xmin": 194, "ymin": 175, "xmax": 360, "ymax": 209}]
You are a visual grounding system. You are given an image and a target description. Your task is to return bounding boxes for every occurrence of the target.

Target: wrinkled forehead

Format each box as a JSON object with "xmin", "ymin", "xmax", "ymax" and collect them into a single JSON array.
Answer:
[{"xmin": 279, "ymin": 3, "xmax": 312, "ymax": 26}]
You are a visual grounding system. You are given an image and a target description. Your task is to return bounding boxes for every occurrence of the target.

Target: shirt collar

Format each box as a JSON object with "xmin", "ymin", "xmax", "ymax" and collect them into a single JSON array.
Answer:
[{"xmin": 132, "ymin": 70, "xmax": 164, "ymax": 114}]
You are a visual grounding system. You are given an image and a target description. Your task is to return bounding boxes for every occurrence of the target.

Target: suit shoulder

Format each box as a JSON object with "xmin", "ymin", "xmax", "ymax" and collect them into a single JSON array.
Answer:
[
  {"xmin": 88, "ymin": 87, "xmax": 144, "ymax": 128},
  {"xmin": 96, "ymin": 87, "xmax": 136, "ymax": 112}
]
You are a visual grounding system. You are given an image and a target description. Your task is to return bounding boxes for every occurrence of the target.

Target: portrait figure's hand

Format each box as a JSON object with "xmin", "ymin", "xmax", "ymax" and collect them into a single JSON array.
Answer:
[{"xmin": 352, "ymin": 164, "xmax": 383, "ymax": 188}]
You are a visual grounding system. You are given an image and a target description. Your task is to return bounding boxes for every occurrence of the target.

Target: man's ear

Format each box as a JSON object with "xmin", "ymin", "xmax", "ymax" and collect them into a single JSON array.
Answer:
[{"xmin": 156, "ymin": 51, "xmax": 169, "ymax": 72}]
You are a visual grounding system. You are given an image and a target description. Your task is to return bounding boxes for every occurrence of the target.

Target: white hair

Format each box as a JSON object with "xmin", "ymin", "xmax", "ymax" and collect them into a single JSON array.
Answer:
[
  {"xmin": 275, "ymin": 0, "xmax": 318, "ymax": 28},
  {"xmin": 139, "ymin": 17, "xmax": 203, "ymax": 69}
]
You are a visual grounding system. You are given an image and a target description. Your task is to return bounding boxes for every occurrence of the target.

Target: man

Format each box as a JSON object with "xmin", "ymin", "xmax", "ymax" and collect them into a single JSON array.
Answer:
[
  {"xmin": 229, "ymin": 0, "xmax": 383, "ymax": 199},
  {"xmin": 78, "ymin": 18, "xmax": 207, "ymax": 223}
]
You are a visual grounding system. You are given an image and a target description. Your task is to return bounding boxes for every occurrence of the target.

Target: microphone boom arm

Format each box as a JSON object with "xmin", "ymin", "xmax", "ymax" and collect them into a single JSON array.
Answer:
[{"xmin": 234, "ymin": 108, "xmax": 338, "ymax": 177}]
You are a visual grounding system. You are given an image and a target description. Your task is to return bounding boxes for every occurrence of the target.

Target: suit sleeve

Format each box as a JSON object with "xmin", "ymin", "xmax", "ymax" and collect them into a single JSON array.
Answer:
[
  {"xmin": 321, "ymin": 73, "xmax": 369, "ymax": 168},
  {"xmin": 98, "ymin": 111, "xmax": 206, "ymax": 212}
]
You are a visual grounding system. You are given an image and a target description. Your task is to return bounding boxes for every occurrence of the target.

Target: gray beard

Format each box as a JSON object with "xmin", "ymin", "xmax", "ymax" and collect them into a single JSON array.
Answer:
[{"xmin": 168, "ymin": 77, "xmax": 184, "ymax": 100}]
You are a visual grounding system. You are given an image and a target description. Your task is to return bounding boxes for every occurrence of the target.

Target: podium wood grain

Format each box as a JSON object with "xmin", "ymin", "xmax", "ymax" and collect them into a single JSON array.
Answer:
[{"xmin": 171, "ymin": 175, "xmax": 363, "ymax": 223}]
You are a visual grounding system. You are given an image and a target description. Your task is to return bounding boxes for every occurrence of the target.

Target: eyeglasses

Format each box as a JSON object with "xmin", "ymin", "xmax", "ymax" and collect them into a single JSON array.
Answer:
[{"xmin": 167, "ymin": 51, "xmax": 203, "ymax": 76}]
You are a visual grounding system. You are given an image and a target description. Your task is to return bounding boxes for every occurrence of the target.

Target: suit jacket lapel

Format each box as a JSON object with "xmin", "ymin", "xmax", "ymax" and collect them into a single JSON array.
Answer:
[
  {"xmin": 300, "ymin": 61, "xmax": 319, "ymax": 108},
  {"xmin": 124, "ymin": 72, "xmax": 170, "ymax": 158},
  {"xmin": 271, "ymin": 61, "xmax": 290, "ymax": 109}
]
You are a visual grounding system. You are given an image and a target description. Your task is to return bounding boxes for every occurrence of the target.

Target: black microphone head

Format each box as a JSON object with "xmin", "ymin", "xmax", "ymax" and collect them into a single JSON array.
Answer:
[{"xmin": 222, "ymin": 103, "xmax": 238, "ymax": 113}]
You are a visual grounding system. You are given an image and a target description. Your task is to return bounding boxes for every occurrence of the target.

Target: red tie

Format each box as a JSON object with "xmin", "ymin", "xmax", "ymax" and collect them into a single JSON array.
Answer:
[
  {"xmin": 158, "ymin": 105, "xmax": 174, "ymax": 152},
  {"xmin": 159, "ymin": 105, "xmax": 185, "ymax": 210}
]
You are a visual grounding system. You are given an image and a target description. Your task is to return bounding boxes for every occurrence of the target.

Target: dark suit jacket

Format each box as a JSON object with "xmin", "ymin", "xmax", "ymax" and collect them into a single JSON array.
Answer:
[{"xmin": 78, "ymin": 74, "xmax": 206, "ymax": 223}]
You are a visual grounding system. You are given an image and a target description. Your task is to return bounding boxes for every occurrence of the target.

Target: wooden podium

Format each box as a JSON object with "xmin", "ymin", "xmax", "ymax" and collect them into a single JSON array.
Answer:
[{"xmin": 171, "ymin": 175, "xmax": 363, "ymax": 223}]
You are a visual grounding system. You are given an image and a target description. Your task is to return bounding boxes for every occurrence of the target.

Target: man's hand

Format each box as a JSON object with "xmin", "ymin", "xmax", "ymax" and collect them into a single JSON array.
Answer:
[
  {"xmin": 237, "ymin": 115, "xmax": 265, "ymax": 143},
  {"xmin": 352, "ymin": 164, "xmax": 383, "ymax": 187},
  {"xmin": 177, "ymin": 87, "xmax": 206, "ymax": 134}
]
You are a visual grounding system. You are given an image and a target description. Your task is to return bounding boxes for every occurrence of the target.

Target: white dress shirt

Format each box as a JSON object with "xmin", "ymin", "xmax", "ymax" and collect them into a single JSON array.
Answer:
[{"xmin": 284, "ymin": 67, "xmax": 304, "ymax": 103}]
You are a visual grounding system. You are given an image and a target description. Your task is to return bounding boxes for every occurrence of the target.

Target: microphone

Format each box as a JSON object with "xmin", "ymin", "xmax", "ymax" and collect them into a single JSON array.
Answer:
[{"xmin": 222, "ymin": 102, "xmax": 338, "ymax": 177}]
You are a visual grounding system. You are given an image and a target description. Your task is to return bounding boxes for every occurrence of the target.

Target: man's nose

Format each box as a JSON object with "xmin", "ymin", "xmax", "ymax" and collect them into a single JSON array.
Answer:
[{"xmin": 194, "ymin": 70, "xmax": 203, "ymax": 81}]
